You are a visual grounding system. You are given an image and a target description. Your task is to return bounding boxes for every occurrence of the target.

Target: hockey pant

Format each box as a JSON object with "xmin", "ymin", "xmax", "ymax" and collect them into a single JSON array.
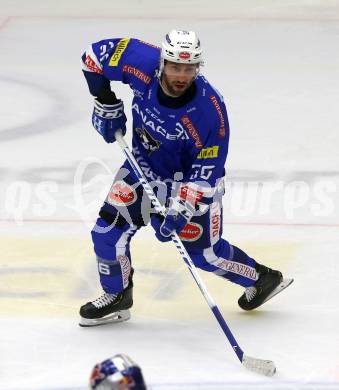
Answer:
[{"xmin": 91, "ymin": 164, "xmax": 259, "ymax": 294}]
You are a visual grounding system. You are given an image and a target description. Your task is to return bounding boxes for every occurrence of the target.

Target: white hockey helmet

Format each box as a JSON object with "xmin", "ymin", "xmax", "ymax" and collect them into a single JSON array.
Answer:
[{"xmin": 159, "ymin": 30, "xmax": 203, "ymax": 75}]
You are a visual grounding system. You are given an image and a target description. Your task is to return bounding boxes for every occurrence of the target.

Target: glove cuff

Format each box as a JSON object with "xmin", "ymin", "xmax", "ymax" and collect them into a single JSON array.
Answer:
[
  {"xmin": 168, "ymin": 197, "xmax": 195, "ymax": 221},
  {"xmin": 93, "ymin": 98, "xmax": 125, "ymax": 119}
]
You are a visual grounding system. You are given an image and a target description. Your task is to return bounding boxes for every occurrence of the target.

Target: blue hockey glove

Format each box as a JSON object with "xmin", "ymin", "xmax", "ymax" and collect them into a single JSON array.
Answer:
[
  {"xmin": 159, "ymin": 197, "xmax": 195, "ymax": 238},
  {"xmin": 92, "ymin": 98, "xmax": 127, "ymax": 143},
  {"xmin": 150, "ymin": 214, "xmax": 172, "ymax": 242}
]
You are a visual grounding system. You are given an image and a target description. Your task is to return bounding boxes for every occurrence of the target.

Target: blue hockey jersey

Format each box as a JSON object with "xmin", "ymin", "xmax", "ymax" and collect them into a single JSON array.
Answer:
[{"xmin": 82, "ymin": 38, "xmax": 230, "ymax": 203}]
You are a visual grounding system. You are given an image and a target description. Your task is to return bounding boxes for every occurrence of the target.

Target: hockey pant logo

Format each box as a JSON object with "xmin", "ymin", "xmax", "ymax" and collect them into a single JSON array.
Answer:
[
  {"xmin": 106, "ymin": 180, "xmax": 137, "ymax": 207},
  {"xmin": 179, "ymin": 222, "xmax": 203, "ymax": 242}
]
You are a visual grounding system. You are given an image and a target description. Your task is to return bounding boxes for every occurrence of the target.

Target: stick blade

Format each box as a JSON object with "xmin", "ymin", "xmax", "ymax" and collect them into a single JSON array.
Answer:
[{"xmin": 242, "ymin": 354, "xmax": 276, "ymax": 377}]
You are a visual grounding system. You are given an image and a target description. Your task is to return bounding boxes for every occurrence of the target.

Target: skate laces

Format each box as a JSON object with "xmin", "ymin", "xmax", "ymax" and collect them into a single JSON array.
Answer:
[
  {"xmin": 244, "ymin": 286, "xmax": 257, "ymax": 302},
  {"xmin": 92, "ymin": 293, "xmax": 117, "ymax": 308}
]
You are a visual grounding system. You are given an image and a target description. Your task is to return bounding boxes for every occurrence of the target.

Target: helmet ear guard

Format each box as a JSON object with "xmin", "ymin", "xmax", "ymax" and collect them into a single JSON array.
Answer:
[{"xmin": 158, "ymin": 30, "xmax": 203, "ymax": 78}]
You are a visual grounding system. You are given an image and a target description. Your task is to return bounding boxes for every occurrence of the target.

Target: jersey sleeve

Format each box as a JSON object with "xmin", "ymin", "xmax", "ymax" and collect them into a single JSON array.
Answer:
[
  {"xmin": 179, "ymin": 95, "xmax": 230, "ymax": 206},
  {"xmin": 81, "ymin": 38, "xmax": 160, "ymax": 98}
]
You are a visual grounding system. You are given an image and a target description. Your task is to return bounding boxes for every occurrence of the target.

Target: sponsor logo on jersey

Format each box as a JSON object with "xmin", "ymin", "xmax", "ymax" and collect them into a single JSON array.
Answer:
[
  {"xmin": 122, "ymin": 64, "xmax": 152, "ymax": 84},
  {"xmin": 132, "ymin": 103, "xmax": 189, "ymax": 141},
  {"xmin": 107, "ymin": 180, "xmax": 137, "ymax": 206},
  {"xmin": 131, "ymin": 87, "xmax": 145, "ymax": 99},
  {"xmin": 145, "ymin": 108, "xmax": 165, "ymax": 124},
  {"xmin": 109, "ymin": 38, "xmax": 130, "ymax": 66},
  {"xmin": 84, "ymin": 54, "xmax": 103, "ymax": 74},
  {"xmin": 197, "ymin": 145, "xmax": 219, "ymax": 159},
  {"xmin": 135, "ymin": 125, "xmax": 161, "ymax": 155},
  {"xmin": 179, "ymin": 185, "xmax": 203, "ymax": 205},
  {"xmin": 210, "ymin": 95, "xmax": 226, "ymax": 138},
  {"xmin": 179, "ymin": 51, "xmax": 191, "ymax": 59},
  {"xmin": 132, "ymin": 146, "xmax": 160, "ymax": 181},
  {"xmin": 179, "ymin": 222, "xmax": 203, "ymax": 242},
  {"xmin": 181, "ymin": 115, "xmax": 203, "ymax": 148},
  {"xmin": 217, "ymin": 260, "xmax": 257, "ymax": 280},
  {"xmin": 210, "ymin": 201, "xmax": 221, "ymax": 244}
]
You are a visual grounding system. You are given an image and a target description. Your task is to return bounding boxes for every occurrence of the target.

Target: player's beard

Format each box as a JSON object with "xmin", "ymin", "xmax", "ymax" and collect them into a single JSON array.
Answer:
[{"xmin": 161, "ymin": 74, "xmax": 194, "ymax": 97}]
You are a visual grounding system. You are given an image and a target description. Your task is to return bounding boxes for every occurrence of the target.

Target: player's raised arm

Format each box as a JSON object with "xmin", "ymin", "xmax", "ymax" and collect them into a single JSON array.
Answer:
[
  {"xmin": 81, "ymin": 38, "xmax": 130, "ymax": 143},
  {"xmin": 81, "ymin": 38, "xmax": 160, "ymax": 143}
]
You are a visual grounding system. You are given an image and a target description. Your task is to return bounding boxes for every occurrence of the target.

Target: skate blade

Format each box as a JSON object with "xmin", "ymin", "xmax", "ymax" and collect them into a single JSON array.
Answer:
[
  {"xmin": 79, "ymin": 309, "xmax": 131, "ymax": 327},
  {"xmin": 262, "ymin": 278, "xmax": 294, "ymax": 305}
]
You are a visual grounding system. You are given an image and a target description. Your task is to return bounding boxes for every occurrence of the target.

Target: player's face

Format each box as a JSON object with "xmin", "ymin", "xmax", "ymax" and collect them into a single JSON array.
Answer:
[{"xmin": 162, "ymin": 62, "xmax": 198, "ymax": 97}]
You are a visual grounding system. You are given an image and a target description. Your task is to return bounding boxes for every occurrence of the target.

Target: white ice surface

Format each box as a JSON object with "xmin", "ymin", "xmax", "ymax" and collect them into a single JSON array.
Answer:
[{"xmin": 0, "ymin": 1, "xmax": 339, "ymax": 389}]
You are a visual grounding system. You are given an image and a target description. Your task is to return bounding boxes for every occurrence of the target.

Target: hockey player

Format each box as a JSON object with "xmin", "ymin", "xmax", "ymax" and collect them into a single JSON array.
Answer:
[
  {"xmin": 79, "ymin": 30, "xmax": 290, "ymax": 326},
  {"xmin": 89, "ymin": 353, "xmax": 147, "ymax": 389}
]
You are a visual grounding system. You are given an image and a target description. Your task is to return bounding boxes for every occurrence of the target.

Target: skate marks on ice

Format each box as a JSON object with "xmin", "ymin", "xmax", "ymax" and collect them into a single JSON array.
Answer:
[
  {"xmin": 0, "ymin": 235, "xmax": 298, "ymax": 319},
  {"xmin": 0, "ymin": 237, "xmax": 92, "ymax": 317},
  {"xmin": 0, "ymin": 76, "xmax": 70, "ymax": 142}
]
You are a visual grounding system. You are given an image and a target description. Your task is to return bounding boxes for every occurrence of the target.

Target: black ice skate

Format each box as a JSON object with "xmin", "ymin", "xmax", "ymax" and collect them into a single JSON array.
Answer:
[
  {"xmin": 79, "ymin": 277, "xmax": 133, "ymax": 327},
  {"xmin": 238, "ymin": 264, "xmax": 291, "ymax": 311}
]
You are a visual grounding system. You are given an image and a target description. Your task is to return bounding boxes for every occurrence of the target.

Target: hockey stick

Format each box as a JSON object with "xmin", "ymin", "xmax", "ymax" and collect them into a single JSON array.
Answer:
[{"xmin": 115, "ymin": 131, "xmax": 276, "ymax": 377}]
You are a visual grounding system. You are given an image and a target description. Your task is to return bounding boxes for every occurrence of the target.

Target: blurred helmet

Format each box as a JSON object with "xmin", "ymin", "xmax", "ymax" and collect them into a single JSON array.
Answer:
[
  {"xmin": 89, "ymin": 354, "xmax": 147, "ymax": 390},
  {"xmin": 159, "ymin": 30, "xmax": 203, "ymax": 76}
]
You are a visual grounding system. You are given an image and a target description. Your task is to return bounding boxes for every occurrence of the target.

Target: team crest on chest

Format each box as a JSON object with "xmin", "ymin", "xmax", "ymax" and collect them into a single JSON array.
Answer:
[{"xmin": 135, "ymin": 125, "xmax": 161, "ymax": 155}]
